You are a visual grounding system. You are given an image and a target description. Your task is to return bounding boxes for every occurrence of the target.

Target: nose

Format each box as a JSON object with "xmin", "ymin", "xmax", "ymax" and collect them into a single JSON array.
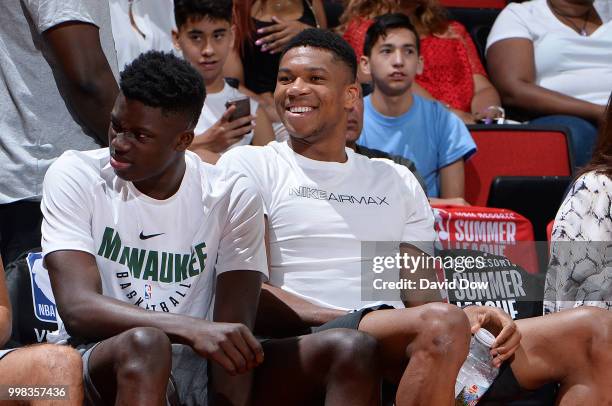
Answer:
[
  {"xmin": 110, "ymin": 131, "xmax": 134, "ymax": 155},
  {"xmin": 391, "ymin": 49, "xmax": 404, "ymax": 67},
  {"xmin": 201, "ymin": 40, "xmax": 214, "ymax": 57},
  {"xmin": 287, "ymin": 77, "xmax": 309, "ymax": 97}
]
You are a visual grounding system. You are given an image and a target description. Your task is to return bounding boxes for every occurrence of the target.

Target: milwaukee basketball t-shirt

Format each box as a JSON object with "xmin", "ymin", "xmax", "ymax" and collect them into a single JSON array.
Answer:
[
  {"xmin": 219, "ymin": 141, "xmax": 435, "ymax": 311},
  {"xmin": 41, "ymin": 148, "xmax": 267, "ymax": 343}
]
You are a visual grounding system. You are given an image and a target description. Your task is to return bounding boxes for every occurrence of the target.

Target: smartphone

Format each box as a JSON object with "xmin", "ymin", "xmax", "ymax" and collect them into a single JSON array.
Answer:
[{"xmin": 225, "ymin": 97, "xmax": 251, "ymax": 122}]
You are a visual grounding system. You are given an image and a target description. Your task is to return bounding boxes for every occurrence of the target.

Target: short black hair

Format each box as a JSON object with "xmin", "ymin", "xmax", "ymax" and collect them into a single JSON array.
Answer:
[
  {"xmin": 174, "ymin": 0, "xmax": 232, "ymax": 29},
  {"xmin": 281, "ymin": 28, "xmax": 357, "ymax": 83},
  {"xmin": 120, "ymin": 51, "xmax": 205, "ymax": 128},
  {"xmin": 363, "ymin": 13, "xmax": 420, "ymax": 57}
]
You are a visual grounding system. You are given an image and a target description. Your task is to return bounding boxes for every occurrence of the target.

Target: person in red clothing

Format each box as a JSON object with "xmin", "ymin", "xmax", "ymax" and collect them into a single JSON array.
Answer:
[{"xmin": 339, "ymin": 0, "xmax": 502, "ymax": 124}]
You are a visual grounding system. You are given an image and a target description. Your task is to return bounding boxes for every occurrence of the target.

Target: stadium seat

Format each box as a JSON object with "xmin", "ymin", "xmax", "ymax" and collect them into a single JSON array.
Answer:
[{"xmin": 465, "ymin": 124, "xmax": 574, "ymax": 207}]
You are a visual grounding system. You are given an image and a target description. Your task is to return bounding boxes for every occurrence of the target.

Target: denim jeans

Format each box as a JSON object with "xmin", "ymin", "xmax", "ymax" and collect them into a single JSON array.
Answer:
[{"xmin": 529, "ymin": 115, "xmax": 598, "ymax": 169}]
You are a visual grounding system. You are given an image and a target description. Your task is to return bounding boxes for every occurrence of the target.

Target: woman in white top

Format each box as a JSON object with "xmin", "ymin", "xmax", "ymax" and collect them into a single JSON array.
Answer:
[
  {"xmin": 486, "ymin": 0, "xmax": 612, "ymax": 167},
  {"xmin": 545, "ymin": 95, "xmax": 612, "ymax": 314}
]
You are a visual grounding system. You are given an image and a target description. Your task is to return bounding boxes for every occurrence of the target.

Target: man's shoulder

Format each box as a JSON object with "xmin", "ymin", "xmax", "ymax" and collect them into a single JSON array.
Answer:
[
  {"xmin": 48, "ymin": 148, "xmax": 108, "ymax": 178},
  {"xmin": 219, "ymin": 142, "xmax": 284, "ymax": 171}
]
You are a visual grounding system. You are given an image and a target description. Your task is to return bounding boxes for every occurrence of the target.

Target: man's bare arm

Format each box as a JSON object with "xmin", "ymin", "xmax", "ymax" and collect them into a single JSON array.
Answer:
[
  {"xmin": 43, "ymin": 22, "xmax": 119, "ymax": 145},
  {"xmin": 210, "ymin": 271, "xmax": 266, "ymax": 406},
  {"xmin": 399, "ymin": 244, "xmax": 443, "ymax": 308},
  {"xmin": 0, "ymin": 258, "xmax": 11, "ymax": 347},
  {"xmin": 46, "ymin": 250, "xmax": 261, "ymax": 374},
  {"xmin": 439, "ymin": 159, "xmax": 465, "ymax": 199}
]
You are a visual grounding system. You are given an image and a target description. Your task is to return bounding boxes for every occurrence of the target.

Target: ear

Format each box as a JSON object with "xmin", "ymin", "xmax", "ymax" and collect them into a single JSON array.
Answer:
[
  {"xmin": 230, "ymin": 24, "xmax": 236, "ymax": 50},
  {"xmin": 176, "ymin": 129, "xmax": 195, "ymax": 152},
  {"xmin": 416, "ymin": 55, "xmax": 424, "ymax": 75},
  {"xmin": 172, "ymin": 29, "xmax": 181, "ymax": 51},
  {"xmin": 344, "ymin": 82, "xmax": 360, "ymax": 111},
  {"xmin": 359, "ymin": 55, "xmax": 371, "ymax": 76}
]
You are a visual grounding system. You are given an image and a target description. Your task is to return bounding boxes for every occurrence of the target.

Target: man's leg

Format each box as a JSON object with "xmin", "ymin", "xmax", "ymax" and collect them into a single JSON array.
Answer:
[
  {"xmin": 0, "ymin": 344, "xmax": 83, "ymax": 405},
  {"xmin": 253, "ymin": 329, "xmax": 381, "ymax": 406},
  {"xmin": 357, "ymin": 303, "xmax": 471, "ymax": 406},
  {"xmin": 508, "ymin": 306, "xmax": 612, "ymax": 405},
  {"xmin": 85, "ymin": 327, "xmax": 173, "ymax": 405}
]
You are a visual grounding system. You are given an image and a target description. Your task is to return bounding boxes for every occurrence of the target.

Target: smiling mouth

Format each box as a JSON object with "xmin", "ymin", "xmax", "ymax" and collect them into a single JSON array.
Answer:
[{"xmin": 287, "ymin": 106, "xmax": 315, "ymax": 113}]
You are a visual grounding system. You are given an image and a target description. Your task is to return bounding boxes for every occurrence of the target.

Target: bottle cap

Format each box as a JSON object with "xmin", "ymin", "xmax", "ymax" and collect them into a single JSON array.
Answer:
[{"xmin": 474, "ymin": 328, "xmax": 496, "ymax": 348}]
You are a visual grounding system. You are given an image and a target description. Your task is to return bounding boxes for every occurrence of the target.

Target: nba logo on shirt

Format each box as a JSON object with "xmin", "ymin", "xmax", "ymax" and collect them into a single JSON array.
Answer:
[
  {"xmin": 27, "ymin": 252, "xmax": 58, "ymax": 323},
  {"xmin": 144, "ymin": 284, "xmax": 152, "ymax": 300}
]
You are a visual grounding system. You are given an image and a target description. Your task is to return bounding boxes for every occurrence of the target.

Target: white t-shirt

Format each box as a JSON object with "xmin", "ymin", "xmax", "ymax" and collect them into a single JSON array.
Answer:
[
  {"xmin": 218, "ymin": 141, "xmax": 436, "ymax": 311},
  {"xmin": 194, "ymin": 82, "xmax": 258, "ymax": 149},
  {"xmin": 110, "ymin": 0, "xmax": 176, "ymax": 70},
  {"xmin": 486, "ymin": 0, "xmax": 612, "ymax": 105},
  {"xmin": 41, "ymin": 148, "xmax": 267, "ymax": 344}
]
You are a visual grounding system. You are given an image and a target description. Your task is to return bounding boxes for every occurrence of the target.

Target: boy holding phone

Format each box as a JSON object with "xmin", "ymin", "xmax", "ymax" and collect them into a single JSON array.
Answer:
[{"xmin": 172, "ymin": 0, "xmax": 275, "ymax": 162}]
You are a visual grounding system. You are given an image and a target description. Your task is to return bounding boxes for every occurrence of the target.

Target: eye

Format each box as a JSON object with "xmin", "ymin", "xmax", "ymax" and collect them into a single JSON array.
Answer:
[
  {"xmin": 311, "ymin": 75, "xmax": 324, "ymax": 82},
  {"xmin": 213, "ymin": 32, "xmax": 225, "ymax": 40},
  {"xmin": 277, "ymin": 75, "xmax": 292, "ymax": 84},
  {"xmin": 381, "ymin": 48, "xmax": 392, "ymax": 54},
  {"xmin": 188, "ymin": 34, "xmax": 202, "ymax": 42}
]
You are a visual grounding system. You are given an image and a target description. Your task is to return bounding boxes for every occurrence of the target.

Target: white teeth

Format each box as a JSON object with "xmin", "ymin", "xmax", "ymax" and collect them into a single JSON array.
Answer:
[{"xmin": 289, "ymin": 106, "xmax": 313, "ymax": 113}]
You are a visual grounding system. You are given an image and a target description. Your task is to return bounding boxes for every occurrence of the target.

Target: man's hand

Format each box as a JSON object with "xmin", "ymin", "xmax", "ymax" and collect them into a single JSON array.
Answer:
[
  {"xmin": 190, "ymin": 321, "xmax": 264, "ymax": 376},
  {"xmin": 194, "ymin": 105, "xmax": 255, "ymax": 153},
  {"xmin": 255, "ymin": 17, "xmax": 310, "ymax": 54},
  {"xmin": 465, "ymin": 306, "xmax": 521, "ymax": 368}
]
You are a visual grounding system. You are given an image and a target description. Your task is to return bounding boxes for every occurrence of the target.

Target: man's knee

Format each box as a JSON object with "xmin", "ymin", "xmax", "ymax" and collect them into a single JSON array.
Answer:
[
  {"xmin": 114, "ymin": 327, "xmax": 172, "ymax": 376},
  {"xmin": 321, "ymin": 329, "xmax": 379, "ymax": 375},
  {"xmin": 26, "ymin": 344, "xmax": 83, "ymax": 384},
  {"xmin": 412, "ymin": 303, "xmax": 470, "ymax": 358},
  {"xmin": 569, "ymin": 307, "xmax": 612, "ymax": 363}
]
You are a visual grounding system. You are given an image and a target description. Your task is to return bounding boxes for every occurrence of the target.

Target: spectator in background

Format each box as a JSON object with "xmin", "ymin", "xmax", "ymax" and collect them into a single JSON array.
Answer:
[
  {"xmin": 173, "ymin": 0, "xmax": 275, "ymax": 163},
  {"xmin": 358, "ymin": 14, "xmax": 476, "ymax": 200},
  {"xmin": 0, "ymin": 255, "xmax": 84, "ymax": 404},
  {"xmin": 0, "ymin": 0, "xmax": 119, "ymax": 266},
  {"xmin": 545, "ymin": 94, "xmax": 612, "ymax": 314},
  {"xmin": 340, "ymin": 0, "xmax": 502, "ymax": 124},
  {"xmin": 346, "ymin": 85, "xmax": 469, "ymax": 206},
  {"xmin": 487, "ymin": 0, "xmax": 612, "ymax": 167},
  {"xmin": 110, "ymin": 0, "xmax": 177, "ymax": 70}
]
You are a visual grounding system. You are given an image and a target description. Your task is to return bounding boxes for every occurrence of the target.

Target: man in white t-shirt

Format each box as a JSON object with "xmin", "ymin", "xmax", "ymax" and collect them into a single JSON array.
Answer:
[
  {"xmin": 219, "ymin": 28, "xmax": 523, "ymax": 406},
  {"xmin": 220, "ymin": 29, "xmax": 612, "ymax": 405},
  {"xmin": 42, "ymin": 51, "xmax": 380, "ymax": 406},
  {"xmin": 172, "ymin": 0, "xmax": 275, "ymax": 163}
]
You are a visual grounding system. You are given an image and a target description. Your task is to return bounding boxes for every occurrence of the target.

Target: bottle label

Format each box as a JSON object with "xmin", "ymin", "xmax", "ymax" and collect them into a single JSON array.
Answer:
[{"xmin": 455, "ymin": 383, "xmax": 488, "ymax": 406}]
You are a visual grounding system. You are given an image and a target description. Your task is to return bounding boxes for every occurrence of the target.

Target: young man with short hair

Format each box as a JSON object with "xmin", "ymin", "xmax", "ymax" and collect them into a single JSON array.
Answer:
[
  {"xmin": 220, "ymin": 28, "xmax": 522, "ymax": 406},
  {"xmin": 358, "ymin": 13, "xmax": 476, "ymax": 200},
  {"xmin": 172, "ymin": 0, "xmax": 274, "ymax": 162},
  {"xmin": 42, "ymin": 51, "xmax": 380, "ymax": 406},
  {"xmin": 220, "ymin": 29, "xmax": 612, "ymax": 405}
]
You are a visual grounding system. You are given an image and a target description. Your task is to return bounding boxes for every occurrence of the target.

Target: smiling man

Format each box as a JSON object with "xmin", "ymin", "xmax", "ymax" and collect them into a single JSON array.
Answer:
[
  {"xmin": 218, "ymin": 29, "xmax": 524, "ymax": 406},
  {"xmin": 41, "ymin": 51, "xmax": 380, "ymax": 406}
]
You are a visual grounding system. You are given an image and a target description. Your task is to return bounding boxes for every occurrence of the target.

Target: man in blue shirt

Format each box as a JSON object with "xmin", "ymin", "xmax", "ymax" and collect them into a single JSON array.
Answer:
[{"xmin": 358, "ymin": 13, "xmax": 476, "ymax": 199}]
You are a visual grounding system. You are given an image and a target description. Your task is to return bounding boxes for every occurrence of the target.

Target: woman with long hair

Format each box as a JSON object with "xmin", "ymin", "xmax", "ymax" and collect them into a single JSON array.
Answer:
[
  {"xmin": 545, "ymin": 94, "xmax": 612, "ymax": 314},
  {"xmin": 340, "ymin": 0, "xmax": 502, "ymax": 124}
]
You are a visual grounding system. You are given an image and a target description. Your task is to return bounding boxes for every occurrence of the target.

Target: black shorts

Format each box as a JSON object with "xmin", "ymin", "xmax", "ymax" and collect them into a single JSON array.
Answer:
[
  {"xmin": 311, "ymin": 304, "xmax": 395, "ymax": 333},
  {"xmin": 481, "ymin": 363, "xmax": 558, "ymax": 405}
]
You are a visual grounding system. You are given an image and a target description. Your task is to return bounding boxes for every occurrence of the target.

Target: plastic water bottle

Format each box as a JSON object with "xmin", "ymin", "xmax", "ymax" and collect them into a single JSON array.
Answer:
[{"xmin": 454, "ymin": 328, "xmax": 499, "ymax": 406}]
